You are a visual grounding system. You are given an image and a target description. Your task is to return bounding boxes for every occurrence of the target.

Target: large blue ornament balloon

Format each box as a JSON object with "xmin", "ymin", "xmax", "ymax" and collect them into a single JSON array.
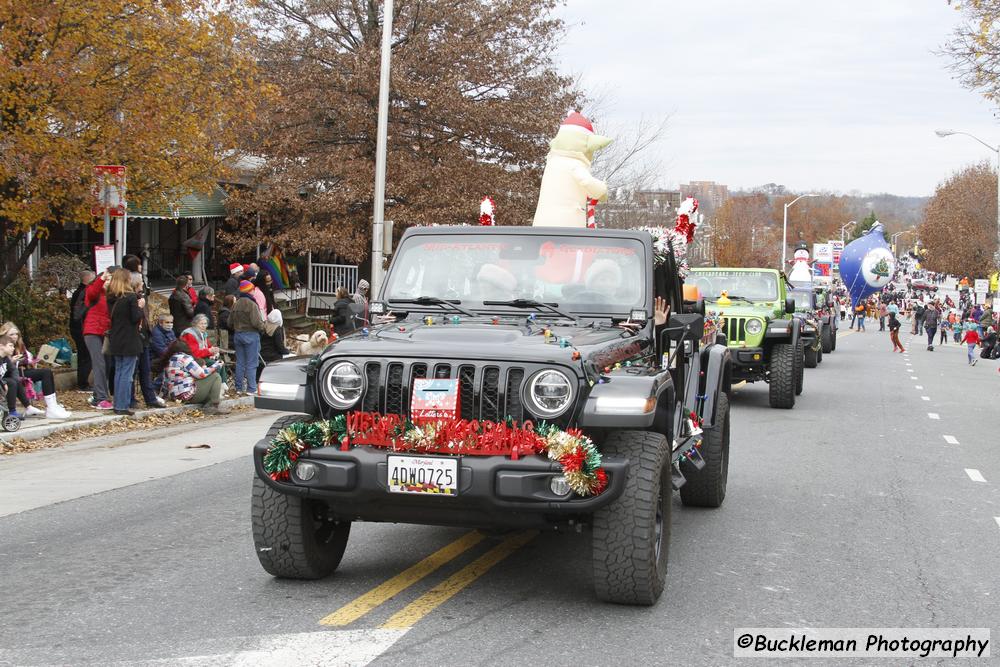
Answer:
[{"xmin": 838, "ymin": 221, "xmax": 895, "ymax": 305}]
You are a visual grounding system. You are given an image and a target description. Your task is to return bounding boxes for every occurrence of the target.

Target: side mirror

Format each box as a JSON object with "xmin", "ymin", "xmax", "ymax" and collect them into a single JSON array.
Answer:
[{"xmin": 785, "ymin": 297, "xmax": 795, "ymax": 314}]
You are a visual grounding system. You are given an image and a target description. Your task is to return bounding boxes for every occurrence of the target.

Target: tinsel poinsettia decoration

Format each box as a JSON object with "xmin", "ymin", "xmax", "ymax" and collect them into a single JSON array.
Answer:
[
  {"xmin": 479, "ymin": 196, "xmax": 495, "ymax": 226},
  {"xmin": 635, "ymin": 197, "xmax": 699, "ymax": 278},
  {"xmin": 261, "ymin": 412, "xmax": 609, "ymax": 496},
  {"xmin": 637, "ymin": 226, "xmax": 690, "ymax": 278},
  {"xmin": 674, "ymin": 197, "xmax": 699, "ymax": 243}
]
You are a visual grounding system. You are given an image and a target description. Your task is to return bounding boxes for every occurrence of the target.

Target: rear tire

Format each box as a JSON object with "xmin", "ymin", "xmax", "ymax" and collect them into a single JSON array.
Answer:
[
  {"xmin": 252, "ymin": 416, "xmax": 351, "ymax": 579},
  {"xmin": 680, "ymin": 393, "xmax": 729, "ymax": 508},
  {"xmin": 821, "ymin": 325, "xmax": 833, "ymax": 353},
  {"xmin": 768, "ymin": 343, "xmax": 796, "ymax": 409},
  {"xmin": 592, "ymin": 430, "xmax": 670, "ymax": 605},
  {"xmin": 831, "ymin": 326, "xmax": 838, "ymax": 351}
]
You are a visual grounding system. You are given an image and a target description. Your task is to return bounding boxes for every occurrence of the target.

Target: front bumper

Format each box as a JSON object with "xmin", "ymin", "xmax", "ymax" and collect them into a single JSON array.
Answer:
[
  {"xmin": 253, "ymin": 440, "xmax": 629, "ymax": 529},
  {"xmin": 728, "ymin": 346, "xmax": 768, "ymax": 381}
]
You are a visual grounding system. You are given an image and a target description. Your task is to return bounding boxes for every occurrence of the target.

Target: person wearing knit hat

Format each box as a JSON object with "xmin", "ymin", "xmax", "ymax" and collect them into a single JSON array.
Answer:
[
  {"xmin": 231, "ymin": 279, "xmax": 267, "ymax": 394},
  {"xmin": 353, "ymin": 279, "xmax": 370, "ymax": 307},
  {"xmin": 532, "ymin": 111, "xmax": 612, "ymax": 228},
  {"xmin": 222, "ymin": 263, "xmax": 244, "ymax": 297}
]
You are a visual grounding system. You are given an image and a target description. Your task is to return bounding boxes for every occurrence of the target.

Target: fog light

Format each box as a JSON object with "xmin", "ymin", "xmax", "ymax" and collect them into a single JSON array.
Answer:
[
  {"xmin": 549, "ymin": 475, "xmax": 572, "ymax": 497},
  {"xmin": 295, "ymin": 461, "xmax": 318, "ymax": 481},
  {"xmin": 753, "ymin": 353, "xmax": 761, "ymax": 360}
]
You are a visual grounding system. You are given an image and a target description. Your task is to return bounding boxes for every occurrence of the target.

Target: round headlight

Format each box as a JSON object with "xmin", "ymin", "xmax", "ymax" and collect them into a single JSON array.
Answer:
[
  {"xmin": 321, "ymin": 361, "xmax": 364, "ymax": 409},
  {"xmin": 527, "ymin": 369, "xmax": 574, "ymax": 418},
  {"xmin": 745, "ymin": 318, "xmax": 763, "ymax": 335}
]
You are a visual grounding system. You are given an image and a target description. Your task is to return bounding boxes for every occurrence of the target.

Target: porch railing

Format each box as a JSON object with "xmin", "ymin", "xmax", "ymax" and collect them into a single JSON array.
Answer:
[{"xmin": 309, "ymin": 263, "xmax": 359, "ymax": 312}]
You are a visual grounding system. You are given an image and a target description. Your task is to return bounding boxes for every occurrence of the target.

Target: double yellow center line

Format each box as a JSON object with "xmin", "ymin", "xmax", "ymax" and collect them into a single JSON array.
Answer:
[{"xmin": 319, "ymin": 529, "xmax": 537, "ymax": 629}]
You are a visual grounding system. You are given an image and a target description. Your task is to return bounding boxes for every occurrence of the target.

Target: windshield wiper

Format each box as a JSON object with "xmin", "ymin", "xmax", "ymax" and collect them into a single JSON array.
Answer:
[
  {"xmin": 482, "ymin": 298, "xmax": 577, "ymax": 321},
  {"xmin": 707, "ymin": 294, "xmax": 754, "ymax": 303},
  {"xmin": 389, "ymin": 296, "xmax": 479, "ymax": 317}
]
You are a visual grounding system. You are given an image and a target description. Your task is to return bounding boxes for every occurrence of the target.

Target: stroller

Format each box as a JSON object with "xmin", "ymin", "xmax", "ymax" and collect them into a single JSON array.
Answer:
[
  {"xmin": 981, "ymin": 328, "xmax": 999, "ymax": 360},
  {"xmin": 0, "ymin": 384, "xmax": 21, "ymax": 433}
]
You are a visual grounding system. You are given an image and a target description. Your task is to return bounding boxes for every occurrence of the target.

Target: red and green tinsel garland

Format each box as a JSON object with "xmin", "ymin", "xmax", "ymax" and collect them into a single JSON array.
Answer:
[{"xmin": 262, "ymin": 412, "xmax": 609, "ymax": 496}]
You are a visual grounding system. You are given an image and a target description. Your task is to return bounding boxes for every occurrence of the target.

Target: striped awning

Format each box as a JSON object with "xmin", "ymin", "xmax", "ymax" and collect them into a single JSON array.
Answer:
[{"xmin": 129, "ymin": 186, "xmax": 227, "ymax": 219}]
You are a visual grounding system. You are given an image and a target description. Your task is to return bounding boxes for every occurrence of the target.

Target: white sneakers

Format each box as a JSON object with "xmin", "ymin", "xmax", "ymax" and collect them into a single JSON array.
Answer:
[
  {"xmin": 24, "ymin": 405, "xmax": 44, "ymax": 417},
  {"xmin": 43, "ymin": 394, "xmax": 72, "ymax": 420}
]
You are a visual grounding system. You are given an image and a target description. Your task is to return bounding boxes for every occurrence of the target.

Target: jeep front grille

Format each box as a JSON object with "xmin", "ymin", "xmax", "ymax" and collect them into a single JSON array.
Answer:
[
  {"xmin": 725, "ymin": 317, "xmax": 747, "ymax": 342},
  {"xmin": 353, "ymin": 361, "xmax": 537, "ymax": 423}
]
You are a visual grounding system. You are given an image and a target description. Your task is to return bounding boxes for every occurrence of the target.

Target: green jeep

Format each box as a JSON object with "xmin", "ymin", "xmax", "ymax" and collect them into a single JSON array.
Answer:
[{"xmin": 689, "ymin": 268, "xmax": 803, "ymax": 409}]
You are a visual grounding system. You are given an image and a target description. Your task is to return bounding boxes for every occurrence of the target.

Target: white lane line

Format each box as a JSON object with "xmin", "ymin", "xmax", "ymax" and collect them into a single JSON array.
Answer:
[
  {"xmin": 911, "ymin": 376, "xmax": 919, "ymax": 380},
  {"xmin": 915, "ymin": 385, "xmax": 924, "ymax": 389},
  {"xmin": 921, "ymin": 396, "xmax": 930, "ymax": 401},
  {"xmin": 943, "ymin": 435, "xmax": 959, "ymax": 444},
  {"xmin": 995, "ymin": 517, "xmax": 1000, "ymax": 532},
  {"xmin": 965, "ymin": 469, "xmax": 988, "ymax": 483},
  {"xmin": 928, "ymin": 413, "xmax": 940, "ymax": 419},
  {"xmin": 118, "ymin": 630, "xmax": 411, "ymax": 666}
]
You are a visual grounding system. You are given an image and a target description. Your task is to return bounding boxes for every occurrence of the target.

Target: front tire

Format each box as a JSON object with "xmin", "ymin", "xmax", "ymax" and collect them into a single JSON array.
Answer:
[
  {"xmin": 768, "ymin": 343, "xmax": 796, "ymax": 409},
  {"xmin": 680, "ymin": 393, "xmax": 730, "ymax": 508},
  {"xmin": 252, "ymin": 416, "xmax": 351, "ymax": 579},
  {"xmin": 804, "ymin": 344, "xmax": 818, "ymax": 368},
  {"xmin": 592, "ymin": 430, "xmax": 670, "ymax": 605},
  {"xmin": 794, "ymin": 340, "xmax": 805, "ymax": 395}
]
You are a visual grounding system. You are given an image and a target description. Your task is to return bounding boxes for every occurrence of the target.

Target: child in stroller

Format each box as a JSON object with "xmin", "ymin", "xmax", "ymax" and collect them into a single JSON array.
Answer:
[
  {"xmin": 0, "ymin": 335, "xmax": 22, "ymax": 432},
  {"xmin": 981, "ymin": 326, "xmax": 999, "ymax": 360}
]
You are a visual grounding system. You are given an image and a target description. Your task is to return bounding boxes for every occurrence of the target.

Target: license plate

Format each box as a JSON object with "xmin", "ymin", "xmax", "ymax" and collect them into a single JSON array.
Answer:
[{"xmin": 387, "ymin": 455, "xmax": 459, "ymax": 496}]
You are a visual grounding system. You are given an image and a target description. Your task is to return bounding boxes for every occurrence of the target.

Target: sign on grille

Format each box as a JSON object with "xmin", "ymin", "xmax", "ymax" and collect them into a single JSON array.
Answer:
[{"xmin": 411, "ymin": 378, "xmax": 460, "ymax": 420}]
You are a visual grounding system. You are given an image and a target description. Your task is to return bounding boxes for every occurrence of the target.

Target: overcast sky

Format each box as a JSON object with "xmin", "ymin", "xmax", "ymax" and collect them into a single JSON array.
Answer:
[{"xmin": 555, "ymin": 1, "xmax": 999, "ymax": 197}]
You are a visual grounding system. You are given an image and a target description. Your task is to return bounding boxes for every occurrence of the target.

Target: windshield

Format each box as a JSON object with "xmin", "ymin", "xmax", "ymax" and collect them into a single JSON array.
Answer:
[
  {"xmin": 690, "ymin": 270, "xmax": 778, "ymax": 301},
  {"xmin": 383, "ymin": 234, "xmax": 646, "ymax": 315},
  {"xmin": 790, "ymin": 288, "xmax": 814, "ymax": 310}
]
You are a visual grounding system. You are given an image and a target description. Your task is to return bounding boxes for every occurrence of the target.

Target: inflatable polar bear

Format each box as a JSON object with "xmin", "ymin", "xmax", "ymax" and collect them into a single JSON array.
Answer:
[{"xmin": 532, "ymin": 112, "xmax": 612, "ymax": 228}]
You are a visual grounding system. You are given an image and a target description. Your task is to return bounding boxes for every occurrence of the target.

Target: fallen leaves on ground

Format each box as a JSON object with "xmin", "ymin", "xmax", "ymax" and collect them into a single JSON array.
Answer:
[{"xmin": 0, "ymin": 405, "xmax": 253, "ymax": 457}]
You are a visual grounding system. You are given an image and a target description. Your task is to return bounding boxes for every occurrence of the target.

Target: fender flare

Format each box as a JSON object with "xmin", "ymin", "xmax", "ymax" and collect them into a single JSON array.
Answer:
[{"xmin": 699, "ymin": 343, "xmax": 732, "ymax": 428}]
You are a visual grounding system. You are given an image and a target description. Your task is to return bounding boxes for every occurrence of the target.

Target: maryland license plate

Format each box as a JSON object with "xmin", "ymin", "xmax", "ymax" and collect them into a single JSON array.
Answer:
[{"xmin": 387, "ymin": 455, "xmax": 459, "ymax": 496}]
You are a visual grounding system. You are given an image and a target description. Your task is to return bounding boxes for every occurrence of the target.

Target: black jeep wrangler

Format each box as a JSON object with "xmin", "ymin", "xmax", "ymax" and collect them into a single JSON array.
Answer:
[{"xmin": 251, "ymin": 226, "xmax": 732, "ymax": 605}]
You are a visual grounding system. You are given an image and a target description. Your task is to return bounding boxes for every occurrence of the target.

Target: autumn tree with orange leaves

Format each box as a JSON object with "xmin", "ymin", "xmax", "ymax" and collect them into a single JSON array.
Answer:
[
  {"xmin": 0, "ymin": 0, "xmax": 263, "ymax": 288},
  {"xmin": 222, "ymin": 0, "xmax": 581, "ymax": 262},
  {"xmin": 710, "ymin": 194, "xmax": 779, "ymax": 268},
  {"xmin": 919, "ymin": 162, "xmax": 997, "ymax": 278}
]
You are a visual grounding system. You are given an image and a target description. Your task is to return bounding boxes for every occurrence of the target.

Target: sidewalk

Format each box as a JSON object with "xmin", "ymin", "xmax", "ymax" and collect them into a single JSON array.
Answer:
[
  {"xmin": 1, "ymin": 395, "xmax": 257, "ymax": 444},
  {"xmin": 0, "ymin": 407, "xmax": 286, "ymax": 517}
]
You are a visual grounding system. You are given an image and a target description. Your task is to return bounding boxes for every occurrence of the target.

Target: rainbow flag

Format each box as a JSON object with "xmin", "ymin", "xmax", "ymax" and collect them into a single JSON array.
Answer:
[{"xmin": 260, "ymin": 244, "xmax": 292, "ymax": 288}]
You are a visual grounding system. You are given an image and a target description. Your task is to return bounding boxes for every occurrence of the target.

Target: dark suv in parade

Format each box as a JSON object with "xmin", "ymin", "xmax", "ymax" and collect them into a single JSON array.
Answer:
[{"xmin": 251, "ymin": 226, "xmax": 732, "ymax": 605}]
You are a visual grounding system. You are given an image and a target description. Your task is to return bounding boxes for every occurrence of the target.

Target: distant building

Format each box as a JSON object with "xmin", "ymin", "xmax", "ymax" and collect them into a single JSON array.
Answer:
[
  {"xmin": 678, "ymin": 180, "xmax": 729, "ymax": 217},
  {"xmin": 598, "ymin": 189, "xmax": 682, "ymax": 228}
]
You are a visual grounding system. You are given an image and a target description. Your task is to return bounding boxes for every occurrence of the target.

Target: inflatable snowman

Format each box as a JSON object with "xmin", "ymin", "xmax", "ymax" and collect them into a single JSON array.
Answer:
[
  {"xmin": 787, "ymin": 241, "xmax": 814, "ymax": 288},
  {"xmin": 532, "ymin": 112, "xmax": 612, "ymax": 228}
]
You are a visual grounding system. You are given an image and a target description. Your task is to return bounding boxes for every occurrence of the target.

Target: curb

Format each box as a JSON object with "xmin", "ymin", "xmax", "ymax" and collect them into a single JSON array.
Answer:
[{"xmin": 0, "ymin": 396, "xmax": 257, "ymax": 443}]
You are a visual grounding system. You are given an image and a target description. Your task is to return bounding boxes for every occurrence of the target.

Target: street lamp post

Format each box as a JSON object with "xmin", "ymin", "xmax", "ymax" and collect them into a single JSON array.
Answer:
[
  {"xmin": 935, "ymin": 129, "xmax": 1000, "ymax": 278},
  {"xmin": 840, "ymin": 220, "xmax": 857, "ymax": 246},
  {"xmin": 782, "ymin": 193, "xmax": 819, "ymax": 268},
  {"xmin": 370, "ymin": 0, "xmax": 395, "ymax": 297},
  {"xmin": 891, "ymin": 230, "xmax": 915, "ymax": 257}
]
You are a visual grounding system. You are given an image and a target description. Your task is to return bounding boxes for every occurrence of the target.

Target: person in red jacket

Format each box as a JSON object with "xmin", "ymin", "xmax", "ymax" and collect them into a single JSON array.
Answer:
[
  {"xmin": 962, "ymin": 321, "xmax": 981, "ymax": 366},
  {"xmin": 82, "ymin": 266, "xmax": 116, "ymax": 409}
]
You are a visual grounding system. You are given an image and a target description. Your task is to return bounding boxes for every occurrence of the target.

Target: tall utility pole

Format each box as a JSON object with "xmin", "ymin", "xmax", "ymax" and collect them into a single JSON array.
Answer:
[
  {"xmin": 370, "ymin": 0, "xmax": 394, "ymax": 297},
  {"xmin": 782, "ymin": 193, "xmax": 818, "ymax": 268}
]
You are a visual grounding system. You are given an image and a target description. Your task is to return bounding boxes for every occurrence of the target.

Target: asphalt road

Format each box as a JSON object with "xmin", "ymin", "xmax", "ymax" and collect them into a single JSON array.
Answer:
[{"xmin": 0, "ymin": 322, "xmax": 997, "ymax": 666}]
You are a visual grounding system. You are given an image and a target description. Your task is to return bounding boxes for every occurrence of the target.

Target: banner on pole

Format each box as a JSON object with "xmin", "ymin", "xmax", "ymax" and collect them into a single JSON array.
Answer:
[
  {"xmin": 829, "ymin": 240, "xmax": 844, "ymax": 264},
  {"xmin": 813, "ymin": 243, "xmax": 833, "ymax": 262},
  {"xmin": 91, "ymin": 165, "xmax": 127, "ymax": 217}
]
